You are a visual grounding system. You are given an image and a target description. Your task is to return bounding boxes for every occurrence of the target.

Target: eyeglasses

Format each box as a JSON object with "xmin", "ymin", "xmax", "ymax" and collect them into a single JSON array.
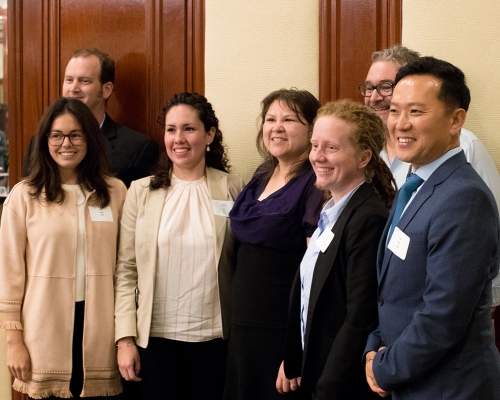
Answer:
[
  {"xmin": 47, "ymin": 131, "xmax": 86, "ymax": 146},
  {"xmin": 358, "ymin": 82, "xmax": 395, "ymax": 97}
]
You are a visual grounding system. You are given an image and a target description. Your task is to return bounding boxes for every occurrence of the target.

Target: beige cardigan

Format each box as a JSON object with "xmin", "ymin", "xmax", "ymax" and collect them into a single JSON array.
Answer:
[
  {"xmin": 114, "ymin": 168, "xmax": 244, "ymax": 348},
  {"xmin": 0, "ymin": 178, "xmax": 127, "ymax": 399}
]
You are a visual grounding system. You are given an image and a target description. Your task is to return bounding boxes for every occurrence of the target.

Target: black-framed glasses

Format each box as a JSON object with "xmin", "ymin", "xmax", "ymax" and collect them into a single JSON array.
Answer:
[
  {"xmin": 358, "ymin": 82, "xmax": 395, "ymax": 97},
  {"xmin": 47, "ymin": 131, "xmax": 86, "ymax": 146}
]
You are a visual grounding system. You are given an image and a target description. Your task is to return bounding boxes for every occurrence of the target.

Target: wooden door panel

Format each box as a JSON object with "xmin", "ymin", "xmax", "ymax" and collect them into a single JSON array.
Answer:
[
  {"xmin": 319, "ymin": 0, "xmax": 402, "ymax": 104},
  {"xmin": 6, "ymin": 2, "xmax": 204, "ymax": 399},
  {"xmin": 60, "ymin": 0, "xmax": 149, "ymax": 134},
  {"xmin": 8, "ymin": 0, "xmax": 204, "ymax": 186}
]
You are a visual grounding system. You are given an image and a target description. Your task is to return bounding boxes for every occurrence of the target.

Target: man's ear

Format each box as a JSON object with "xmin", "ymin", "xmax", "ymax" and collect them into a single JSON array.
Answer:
[
  {"xmin": 102, "ymin": 82, "xmax": 113, "ymax": 100},
  {"xmin": 450, "ymin": 108, "xmax": 466, "ymax": 136}
]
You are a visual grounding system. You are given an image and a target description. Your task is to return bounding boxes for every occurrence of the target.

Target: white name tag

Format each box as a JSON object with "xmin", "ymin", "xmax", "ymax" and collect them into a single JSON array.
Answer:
[
  {"xmin": 212, "ymin": 200, "xmax": 234, "ymax": 217},
  {"xmin": 315, "ymin": 229, "xmax": 334, "ymax": 253},
  {"xmin": 88, "ymin": 206, "xmax": 114, "ymax": 222},
  {"xmin": 388, "ymin": 227, "xmax": 410, "ymax": 260}
]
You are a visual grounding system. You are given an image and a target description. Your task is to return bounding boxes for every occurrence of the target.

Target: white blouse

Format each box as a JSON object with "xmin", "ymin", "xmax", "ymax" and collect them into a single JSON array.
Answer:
[
  {"xmin": 150, "ymin": 175, "xmax": 221, "ymax": 342},
  {"xmin": 61, "ymin": 184, "xmax": 86, "ymax": 302}
]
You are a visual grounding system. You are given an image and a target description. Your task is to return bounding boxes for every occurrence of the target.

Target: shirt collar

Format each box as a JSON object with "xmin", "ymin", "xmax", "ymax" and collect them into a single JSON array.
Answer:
[
  {"xmin": 318, "ymin": 181, "xmax": 364, "ymax": 231},
  {"xmin": 413, "ymin": 147, "xmax": 462, "ymax": 181}
]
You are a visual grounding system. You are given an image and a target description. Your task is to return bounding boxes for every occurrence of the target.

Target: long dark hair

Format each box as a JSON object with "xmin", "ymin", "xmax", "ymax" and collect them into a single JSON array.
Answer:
[
  {"xmin": 150, "ymin": 92, "xmax": 230, "ymax": 190},
  {"xmin": 256, "ymin": 88, "xmax": 320, "ymax": 180},
  {"xmin": 27, "ymin": 97, "xmax": 112, "ymax": 206},
  {"xmin": 315, "ymin": 99, "xmax": 396, "ymax": 207}
]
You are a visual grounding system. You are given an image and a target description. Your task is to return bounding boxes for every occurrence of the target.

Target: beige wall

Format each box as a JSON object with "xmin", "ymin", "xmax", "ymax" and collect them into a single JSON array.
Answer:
[
  {"xmin": 205, "ymin": 1, "xmax": 319, "ymax": 182},
  {"xmin": 207, "ymin": 1, "xmax": 500, "ymax": 180},
  {"xmin": 403, "ymin": 1, "xmax": 500, "ymax": 170}
]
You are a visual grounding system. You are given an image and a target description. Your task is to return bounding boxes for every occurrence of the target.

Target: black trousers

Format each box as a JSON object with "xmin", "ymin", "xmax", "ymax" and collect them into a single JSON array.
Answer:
[{"xmin": 137, "ymin": 336, "xmax": 227, "ymax": 400}]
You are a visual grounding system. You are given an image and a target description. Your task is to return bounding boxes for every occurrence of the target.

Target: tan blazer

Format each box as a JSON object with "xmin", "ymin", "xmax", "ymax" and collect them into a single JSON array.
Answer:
[{"xmin": 114, "ymin": 168, "xmax": 244, "ymax": 348}]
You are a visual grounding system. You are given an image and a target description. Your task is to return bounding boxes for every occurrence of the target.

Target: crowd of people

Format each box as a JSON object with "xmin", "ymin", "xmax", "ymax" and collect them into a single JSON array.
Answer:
[{"xmin": 0, "ymin": 45, "xmax": 499, "ymax": 400}]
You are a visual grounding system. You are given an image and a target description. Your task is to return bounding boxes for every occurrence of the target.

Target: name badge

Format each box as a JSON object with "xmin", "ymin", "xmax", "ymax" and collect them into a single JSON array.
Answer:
[
  {"xmin": 388, "ymin": 227, "xmax": 410, "ymax": 260},
  {"xmin": 88, "ymin": 206, "xmax": 114, "ymax": 222},
  {"xmin": 315, "ymin": 229, "xmax": 334, "ymax": 253},
  {"xmin": 212, "ymin": 200, "xmax": 234, "ymax": 217}
]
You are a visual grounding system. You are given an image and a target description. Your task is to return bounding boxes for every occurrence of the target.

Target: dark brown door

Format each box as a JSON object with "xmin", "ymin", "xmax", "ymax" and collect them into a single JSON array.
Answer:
[
  {"xmin": 7, "ymin": 0, "xmax": 204, "ymax": 187},
  {"xmin": 319, "ymin": 0, "xmax": 402, "ymax": 104}
]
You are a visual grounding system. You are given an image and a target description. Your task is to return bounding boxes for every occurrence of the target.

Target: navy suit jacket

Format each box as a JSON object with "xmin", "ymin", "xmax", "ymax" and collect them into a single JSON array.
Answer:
[
  {"xmin": 284, "ymin": 183, "xmax": 388, "ymax": 399},
  {"xmin": 365, "ymin": 151, "xmax": 500, "ymax": 399}
]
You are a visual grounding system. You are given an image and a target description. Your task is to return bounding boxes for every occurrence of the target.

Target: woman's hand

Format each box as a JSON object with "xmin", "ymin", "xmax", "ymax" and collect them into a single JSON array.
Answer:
[
  {"xmin": 276, "ymin": 361, "xmax": 301, "ymax": 395},
  {"xmin": 117, "ymin": 337, "xmax": 142, "ymax": 381},
  {"xmin": 6, "ymin": 330, "xmax": 31, "ymax": 382}
]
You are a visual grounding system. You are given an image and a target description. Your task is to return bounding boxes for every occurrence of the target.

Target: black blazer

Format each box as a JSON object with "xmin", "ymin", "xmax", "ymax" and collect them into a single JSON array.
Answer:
[
  {"xmin": 284, "ymin": 182, "xmax": 388, "ymax": 400},
  {"xmin": 101, "ymin": 114, "xmax": 159, "ymax": 187}
]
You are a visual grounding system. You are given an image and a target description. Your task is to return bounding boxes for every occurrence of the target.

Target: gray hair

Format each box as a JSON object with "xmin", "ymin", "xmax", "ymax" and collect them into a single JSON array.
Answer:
[{"xmin": 371, "ymin": 45, "xmax": 421, "ymax": 67}]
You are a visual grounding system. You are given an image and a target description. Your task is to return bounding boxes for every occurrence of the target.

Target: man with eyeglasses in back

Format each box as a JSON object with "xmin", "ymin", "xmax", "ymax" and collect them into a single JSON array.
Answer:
[
  {"xmin": 360, "ymin": 45, "xmax": 419, "ymax": 186},
  {"xmin": 360, "ymin": 45, "xmax": 500, "ymax": 329}
]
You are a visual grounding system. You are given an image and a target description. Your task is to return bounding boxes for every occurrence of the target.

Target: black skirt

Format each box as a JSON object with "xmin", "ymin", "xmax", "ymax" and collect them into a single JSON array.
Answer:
[{"xmin": 224, "ymin": 242, "xmax": 309, "ymax": 400}]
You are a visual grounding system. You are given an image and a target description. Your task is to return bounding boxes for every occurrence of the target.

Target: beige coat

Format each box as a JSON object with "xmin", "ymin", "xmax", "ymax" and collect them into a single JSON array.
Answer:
[
  {"xmin": 0, "ymin": 178, "xmax": 127, "ymax": 398},
  {"xmin": 114, "ymin": 168, "xmax": 244, "ymax": 348}
]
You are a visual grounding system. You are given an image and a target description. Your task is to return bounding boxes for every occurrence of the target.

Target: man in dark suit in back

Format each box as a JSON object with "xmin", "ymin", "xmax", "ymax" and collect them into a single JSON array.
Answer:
[
  {"xmin": 364, "ymin": 57, "xmax": 500, "ymax": 399},
  {"xmin": 23, "ymin": 48, "xmax": 159, "ymax": 187}
]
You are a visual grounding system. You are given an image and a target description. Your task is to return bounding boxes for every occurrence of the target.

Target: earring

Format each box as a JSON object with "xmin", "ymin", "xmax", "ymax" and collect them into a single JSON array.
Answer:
[{"xmin": 206, "ymin": 144, "xmax": 210, "ymax": 152}]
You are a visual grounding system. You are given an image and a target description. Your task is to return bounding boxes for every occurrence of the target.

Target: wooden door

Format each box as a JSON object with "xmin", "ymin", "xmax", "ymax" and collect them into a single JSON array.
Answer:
[
  {"xmin": 7, "ymin": 0, "xmax": 204, "ymax": 187},
  {"xmin": 319, "ymin": 0, "xmax": 402, "ymax": 104},
  {"xmin": 8, "ymin": 1, "xmax": 204, "ymax": 398}
]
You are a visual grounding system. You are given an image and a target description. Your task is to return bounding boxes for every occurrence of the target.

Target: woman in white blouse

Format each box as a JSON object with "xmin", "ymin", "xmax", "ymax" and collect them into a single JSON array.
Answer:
[{"xmin": 114, "ymin": 92, "xmax": 244, "ymax": 399}]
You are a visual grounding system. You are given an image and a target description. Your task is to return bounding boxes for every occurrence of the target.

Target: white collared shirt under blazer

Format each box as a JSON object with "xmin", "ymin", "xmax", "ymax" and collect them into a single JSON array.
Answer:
[{"xmin": 152, "ymin": 175, "xmax": 220, "ymax": 342}]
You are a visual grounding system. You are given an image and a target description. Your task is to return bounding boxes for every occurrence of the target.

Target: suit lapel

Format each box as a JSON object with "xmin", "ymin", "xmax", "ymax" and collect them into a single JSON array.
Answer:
[
  {"xmin": 206, "ymin": 168, "xmax": 228, "ymax": 266},
  {"xmin": 144, "ymin": 186, "xmax": 168, "ymax": 267},
  {"xmin": 377, "ymin": 208, "xmax": 393, "ymax": 281},
  {"xmin": 101, "ymin": 113, "xmax": 117, "ymax": 141},
  {"xmin": 379, "ymin": 152, "xmax": 467, "ymax": 282},
  {"xmin": 378, "ymin": 186, "xmax": 433, "ymax": 281},
  {"xmin": 303, "ymin": 183, "xmax": 373, "ymax": 347}
]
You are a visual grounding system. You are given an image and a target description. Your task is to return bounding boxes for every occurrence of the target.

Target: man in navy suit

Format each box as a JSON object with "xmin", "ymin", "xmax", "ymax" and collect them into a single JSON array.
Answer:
[{"xmin": 364, "ymin": 57, "xmax": 500, "ymax": 399}]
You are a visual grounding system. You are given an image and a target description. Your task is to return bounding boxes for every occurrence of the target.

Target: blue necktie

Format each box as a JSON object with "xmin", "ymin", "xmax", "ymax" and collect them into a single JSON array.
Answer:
[{"xmin": 388, "ymin": 174, "xmax": 424, "ymax": 241}]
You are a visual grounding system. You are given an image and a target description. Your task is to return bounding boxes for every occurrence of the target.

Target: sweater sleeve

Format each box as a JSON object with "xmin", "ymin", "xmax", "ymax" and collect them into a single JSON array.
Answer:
[{"xmin": 0, "ymin": 184, "xmax": 28, "ymax": 330}]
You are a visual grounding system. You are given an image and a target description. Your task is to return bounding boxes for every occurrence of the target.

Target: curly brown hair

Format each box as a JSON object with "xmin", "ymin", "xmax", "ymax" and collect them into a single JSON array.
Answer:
[
  {"xmin": 150, "ymin": 92, "xmax": 230, "ymax": 190},
  {"xmin": 316, "ymin": 99, "xmax": 396, "ymax": 207}
]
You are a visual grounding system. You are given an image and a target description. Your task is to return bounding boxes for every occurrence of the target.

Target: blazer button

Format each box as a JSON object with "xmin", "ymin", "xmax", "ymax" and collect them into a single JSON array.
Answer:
[{"xmin": 378, "ymin": 298, "xmax": 384, "ymax": 306}]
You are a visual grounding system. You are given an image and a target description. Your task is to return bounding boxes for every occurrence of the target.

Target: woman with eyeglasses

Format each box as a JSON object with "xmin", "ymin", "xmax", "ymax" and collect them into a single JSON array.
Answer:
[{"xmin": 0, "ymin": 97, "xmax": 127, "ymax": 399}]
